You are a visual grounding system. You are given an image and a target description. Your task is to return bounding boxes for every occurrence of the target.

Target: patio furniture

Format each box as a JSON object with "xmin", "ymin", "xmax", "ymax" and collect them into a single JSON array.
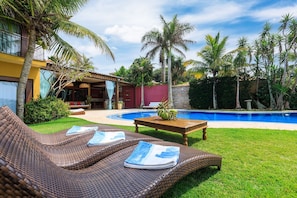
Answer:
[
  {"xmin": 142, "ymin": 102, "xmax": 161, "ymax": 109},
  {"xmin": 67, "ymin": 101, "xmax": 90, "ymax": 109},
  {"xmin": 0, "ymin": 123, "xmax": 222, "ymax": 197},
  {"xmin": 134, "ymin": 116, "xmax": 208, "ymax": 146},
  {"xmin": 0, "ymin": 106, "xmax": 155, "ymax": 146},
  {"xmin": 0, "ymin": 106, "xmax": 161, "ymax": 170},
  {"xmin": 70, "ymin": 108, "xmax": 85, "ymax": 115}
]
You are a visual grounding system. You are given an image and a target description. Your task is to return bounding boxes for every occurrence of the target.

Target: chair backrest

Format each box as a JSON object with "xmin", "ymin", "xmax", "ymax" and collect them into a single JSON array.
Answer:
[
  {"xmin": 0, "ymin": 106, "xmax": 47, "ymax": 142},
  {"xmin": 0, "ymin": 106, "xmax": 77, "ymax": 197}
]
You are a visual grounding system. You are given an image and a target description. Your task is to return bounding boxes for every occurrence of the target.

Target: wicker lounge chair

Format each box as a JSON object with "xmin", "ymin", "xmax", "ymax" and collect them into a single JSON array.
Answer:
[
  {"xmin": 0, "ymin": 106, "xmax": 161, "ymax": 170},
  {"xmin": 0, "ymin": 122, "xmax": 222, "ymax": 197},
  {"xmin": 1, "ymin": 106, "xmax": 135, "ymax": 146}
]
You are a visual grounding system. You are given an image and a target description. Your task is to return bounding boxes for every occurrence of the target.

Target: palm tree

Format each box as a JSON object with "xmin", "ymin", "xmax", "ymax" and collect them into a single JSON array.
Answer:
[
  {"xmin": 127, "ymin": 57, "xmax": 153, "ymax": 107},
  {"xmin": 161, "ymin": 15, "xmax": 194, "ymax": 108},
  {"xmin": 276, "ymin": 14, "xmax": 297, "ymax": 110},
  {"xmin": 141, "ymin": 30, "xmax": 167, "ymax": 83},
  {"xmin": 171, "ymin": 56, "xmax": 186, "ymax": 85},
  {"xmin": 190, "ymin": 32, "xmax": 228, "ymax": 109},
  {"xmin": 0, "ymin": 0, "xmax": 114, "ymax": 120},
  {"xmin": 233, "ymin": 37, "xmax": 249, "ymax": 109},
  {"xmin": 257, "ymin": 22, "xmax": 277, "ymax": 109},
  {"xmin": 251, "ymin": 39, "xmax": 266, "ymax": 109}
]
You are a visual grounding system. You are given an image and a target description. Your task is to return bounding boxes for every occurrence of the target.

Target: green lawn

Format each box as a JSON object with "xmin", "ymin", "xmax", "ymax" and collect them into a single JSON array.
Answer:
[{"xmin": 29, "ymin": 118, "xmax": 297, "ymax": 198}]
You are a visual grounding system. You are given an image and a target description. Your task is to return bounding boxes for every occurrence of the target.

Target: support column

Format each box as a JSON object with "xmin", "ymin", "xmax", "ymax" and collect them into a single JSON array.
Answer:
[{"xmin": 115, "ymin": 79, "xmax": 120, "ymax": 109}]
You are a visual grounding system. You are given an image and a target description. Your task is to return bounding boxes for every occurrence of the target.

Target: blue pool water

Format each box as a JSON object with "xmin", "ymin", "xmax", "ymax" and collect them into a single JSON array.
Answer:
[{"xmin": 109, "ymin": 110, "xmax": 297, "ymax": 124}]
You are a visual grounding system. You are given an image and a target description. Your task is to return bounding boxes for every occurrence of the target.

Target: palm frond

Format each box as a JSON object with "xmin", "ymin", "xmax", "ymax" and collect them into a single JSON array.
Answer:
[{"xmin": 59, "ymin": 20, "xmax": 115, "ymax": 61}]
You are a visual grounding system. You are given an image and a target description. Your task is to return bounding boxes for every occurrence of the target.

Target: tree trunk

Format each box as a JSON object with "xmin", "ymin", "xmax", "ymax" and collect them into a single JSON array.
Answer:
[
  {"xmin": 267, "ymin": 78, "xmax": 276, "ymax": 109},
  {"xmin": 140, "ymin": 74, "xmax": 144, "ymax": 107},
  {"xmin": 276, "ymin": 93, "xmax": 284, "ymax": 110},
  {"xmin": 255, "ymin": 75, "xmax": 259, "ymax": 99},
  {"xmin": 167, "ymin": 49, "xmax": 173, "ymax": 108},
  {"xmin": 276, "ymin": 57, "xmax": 290, "ymax": 110},
  {"xmin": 235, "ymin": 75, "xmax": 241, "ymax": 109},
  {"xmin": 161, "ymin": 61, "xmax": 166, "ymax": 83},
  {"xmin": 17, "ymin": 29, "xmax": 36, "ymax": 120},
  {"xmin": 291, "ymin": 76, "xmax": 297, "ymax": 94},
  {"xmin": 212, "ymin": 73, "xmax": 217, "ymax": 109}
]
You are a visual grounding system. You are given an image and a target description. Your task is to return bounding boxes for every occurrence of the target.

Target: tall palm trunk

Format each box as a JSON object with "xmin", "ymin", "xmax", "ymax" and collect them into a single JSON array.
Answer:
[
  {"xmin": 212, "ymin": 72, "xmax": 217, "ymax": 109},
  {"xmin": 235, "ymin": 74, "xmax": 241, "ymax": 109},
  {"xmin": 161, "ymin": 60, "xmax": 166, "ymax": 83},
  {"xmin": 17, "ymin": 29, "xmax": 36, "ymax": 120},
  {"xmin": 167, "ymin": 49, "xmax": 173, "ymax": 108},
  {"xmin": 140, "ymin": 73, "xmax": 144, "ymax": 107}
]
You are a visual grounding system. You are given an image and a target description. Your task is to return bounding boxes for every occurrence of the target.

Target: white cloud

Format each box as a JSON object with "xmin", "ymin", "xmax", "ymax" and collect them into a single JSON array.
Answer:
[
  {"xmin": 76, "ymin": 44, "xmax": 104, "ymax": 58},
  {"xmin": 73, "ymin": 0, "xmax": 167, "ymax": 29},
  {"xmin": 250, "ymin": 4, "xmax": 297, "ymax": 23},
  {"xmin": 180, "ymin": 1, "xmax": 253, "ymax": 25},
  {"xmin": 65, "ymin": 0, "xmax": 297, "ymax": 74},
  {"xmin": 71, "ymin": 0, "xmax": 171, "ymax": 46},
  {"xmin": 105, "ymin": 25, "xmax": 147, "ymax": 43}
]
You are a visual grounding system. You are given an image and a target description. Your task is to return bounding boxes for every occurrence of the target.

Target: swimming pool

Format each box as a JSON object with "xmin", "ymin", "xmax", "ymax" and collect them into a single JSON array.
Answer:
[{"xmin": 109, "ymin": 110, "xmax": 297, "ymax": 124}]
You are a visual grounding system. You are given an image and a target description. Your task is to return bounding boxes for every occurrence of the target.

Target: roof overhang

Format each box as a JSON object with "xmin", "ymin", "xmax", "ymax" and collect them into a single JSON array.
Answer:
[{"xmin": 45, "ymin": 63, "xmax": 132, "ymax": 86}]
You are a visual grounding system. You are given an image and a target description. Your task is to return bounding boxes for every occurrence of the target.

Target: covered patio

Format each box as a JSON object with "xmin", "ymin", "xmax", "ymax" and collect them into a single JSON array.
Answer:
[
  {"xmin": 44, "ymin": 63, "xmax": 135, "ymax": 110},
  {"xmin": 64, "ymin": 72, "xmax": 134, "ymax": 109}
]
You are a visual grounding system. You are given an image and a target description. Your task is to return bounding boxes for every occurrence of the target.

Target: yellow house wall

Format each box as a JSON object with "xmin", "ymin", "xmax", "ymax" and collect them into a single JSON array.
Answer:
[{"xmin": 0, "ymin": 53, "xmax": 46, "ymax": 99}]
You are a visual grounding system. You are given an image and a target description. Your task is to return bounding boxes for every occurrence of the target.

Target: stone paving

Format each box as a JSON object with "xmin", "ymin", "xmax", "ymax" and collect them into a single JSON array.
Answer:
[{"xmin": 70, "ymin": 109, "xmax": 297, "ymax": 131}]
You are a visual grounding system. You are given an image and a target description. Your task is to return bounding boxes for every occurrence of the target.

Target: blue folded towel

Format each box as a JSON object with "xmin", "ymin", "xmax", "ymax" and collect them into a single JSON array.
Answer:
[
  {"xmin": 124, "ymin": 141, "xmax": 180, "ymax": 170},
  {"xmin": 87, "ymin": 131, "xmax": 125, "ymax": 146},
  {"xmin": 66, "ymin": 126, "xmax": 98, "ymax": 136}
]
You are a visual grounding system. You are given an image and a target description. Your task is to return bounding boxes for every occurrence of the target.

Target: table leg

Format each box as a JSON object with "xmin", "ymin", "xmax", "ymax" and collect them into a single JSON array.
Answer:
[
  {"xmin": 182, "ymin": 134, "xmax": 188, "ymax": 146},
  {"xmin": 135, "ymin": 123, "xmax": 139, "ymax": 133},
  {"xmin": 202, "ymin": 128, "xmax": 207, "ymax": 140}
]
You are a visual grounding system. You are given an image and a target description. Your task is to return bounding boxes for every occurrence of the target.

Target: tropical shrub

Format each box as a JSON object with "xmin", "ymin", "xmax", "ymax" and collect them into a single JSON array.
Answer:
[
  {"xmin": 189, "ymin": 77, "xmax": 255, "ymax": 109},
  {"xmin": 289, "ymin": 90, "xmax": 297, "ymax": 109},
  {"xmin": 217, "ymin": 77, "xmax": 236, "ymax": 109},
  {"xmin": 189, "ymin": 78, "xmax": 213, "ymax": 109},
  {"xmin": 24, "ymin": 96, "xmax": 69, "ymax": 124}
]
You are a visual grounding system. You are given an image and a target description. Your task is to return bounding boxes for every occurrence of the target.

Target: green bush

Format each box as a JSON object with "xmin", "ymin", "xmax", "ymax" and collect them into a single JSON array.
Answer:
[
  {"xmin": 189, "ymin": 78, "xmax": 212, "ymax": 109},
  {"xmin": 289, "ymin": 89, "xmax": 297, "ymax": 109},
  {"xmin": 217, "ymin": 77, "xmax": 236, "ymax": 109},
  {"xmin": 189, "ymin": 77, "xmax": 254, "ymax": 109},
  {"xmin": 24, "ymin": 97, "xmax": 69, "ymax": 124}
]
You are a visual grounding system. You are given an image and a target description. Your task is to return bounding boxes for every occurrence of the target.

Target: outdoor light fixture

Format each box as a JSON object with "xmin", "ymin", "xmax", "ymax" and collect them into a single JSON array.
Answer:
[
  {"xmin": 66, "ymin": 82, "xmax": 74, "ymax": 87},
  {"xmin": 79, "ymin": 83, "xmax": 89, "ymax": 88}
]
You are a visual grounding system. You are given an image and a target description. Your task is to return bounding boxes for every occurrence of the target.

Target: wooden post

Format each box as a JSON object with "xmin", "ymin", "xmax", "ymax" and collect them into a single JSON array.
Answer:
[{"xmin": 115, "ymin": 79, "xmax": 120, "ymax": 109}]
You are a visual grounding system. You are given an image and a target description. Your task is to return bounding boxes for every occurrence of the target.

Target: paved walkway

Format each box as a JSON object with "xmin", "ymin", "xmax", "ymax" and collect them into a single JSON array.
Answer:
[{"xmin": 70, "ymin": 109, "xmax": 297, "ymax": 131}]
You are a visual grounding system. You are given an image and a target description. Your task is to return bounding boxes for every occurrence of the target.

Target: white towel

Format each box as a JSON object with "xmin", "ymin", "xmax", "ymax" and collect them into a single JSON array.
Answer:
[
  {"xmin": 124, "ymin": 141, "xmax": 180, "ymax": 170},
  {"xmin": 87, "ymin": 131, "xmax": 125, "ymax": 146},
  {"xmin": 66, "ymin": 126, "xmax": 98, "ymax": 136}
]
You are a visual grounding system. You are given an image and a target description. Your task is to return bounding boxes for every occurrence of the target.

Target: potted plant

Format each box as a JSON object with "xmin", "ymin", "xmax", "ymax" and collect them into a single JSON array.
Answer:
[
  {"xmin": 118, "ymin": 101, "xmax": 124, "ymax": 109},
  {"xmin": 157, "ymin": 100, "xmax": 178, "ymax": 120}
]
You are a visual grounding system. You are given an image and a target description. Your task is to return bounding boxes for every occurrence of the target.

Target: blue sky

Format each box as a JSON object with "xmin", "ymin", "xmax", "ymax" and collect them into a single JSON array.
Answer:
[{"xmin": 64, "ymin": 0, "xmax": 297, "ymax": 74}]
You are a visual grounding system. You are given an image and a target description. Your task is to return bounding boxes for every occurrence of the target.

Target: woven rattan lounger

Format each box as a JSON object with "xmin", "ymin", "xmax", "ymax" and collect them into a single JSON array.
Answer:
[
  {"xmin": 0, "ymin": 106, "xmax": 161, "ymax": 170},
  {"xmin": 1, "ymin": 105, "xmax": 136, "ymax": 146},
  {"xmin": 0, "ymin": 124, "xmax": 222, "ymax": 197}
]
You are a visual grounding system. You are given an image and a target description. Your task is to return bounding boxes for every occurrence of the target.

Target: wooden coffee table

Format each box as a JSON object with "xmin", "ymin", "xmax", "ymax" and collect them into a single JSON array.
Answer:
[{"xmin": 134, "ymin": 116, "xmax": 207, "ymax": 146}]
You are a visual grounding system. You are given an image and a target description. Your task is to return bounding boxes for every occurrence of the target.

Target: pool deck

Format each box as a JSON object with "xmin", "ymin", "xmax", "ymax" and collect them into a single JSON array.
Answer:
[{"xmin": 70, "ymin": 109, "xmax": 297, "ymax": 131}]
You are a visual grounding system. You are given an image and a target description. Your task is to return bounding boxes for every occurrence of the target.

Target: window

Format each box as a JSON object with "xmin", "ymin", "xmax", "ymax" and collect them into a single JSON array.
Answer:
[
  {"xmin": 0, "ymin": 81, "xmax": 18, "ymax": 112},
  {"xmin": 0, "ymin": 21, "xmax": 21, "ymax": 56},
  {"xmin": 0, "ymin": 77, "xmax": 33, "ymax": 113}
]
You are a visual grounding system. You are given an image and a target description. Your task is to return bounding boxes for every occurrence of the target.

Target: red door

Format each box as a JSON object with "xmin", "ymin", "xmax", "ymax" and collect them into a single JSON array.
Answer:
[{"xmin": 122, "ymin": 86, "xmax": 135, "ymax": 108}]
